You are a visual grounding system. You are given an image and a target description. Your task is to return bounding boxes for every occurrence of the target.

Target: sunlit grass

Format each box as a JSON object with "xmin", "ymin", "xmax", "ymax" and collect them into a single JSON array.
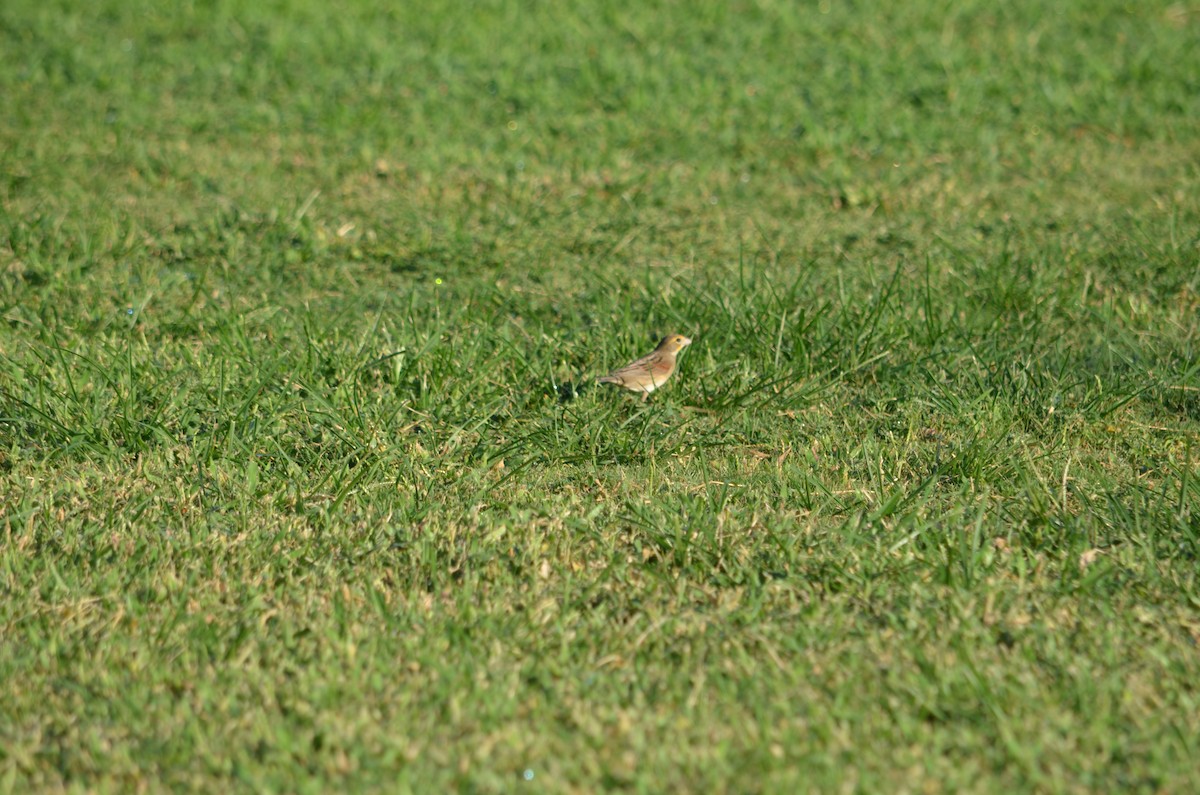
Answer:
[{"xmin": 2, "ymin": 0, "xmax": 1199, "ymax": 791}]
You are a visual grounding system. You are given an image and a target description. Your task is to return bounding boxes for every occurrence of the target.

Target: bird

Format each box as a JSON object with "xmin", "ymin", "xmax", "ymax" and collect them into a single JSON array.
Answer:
[{"xmin": 598, "ymin": 334, "xmax": 692, "ymax": 400}]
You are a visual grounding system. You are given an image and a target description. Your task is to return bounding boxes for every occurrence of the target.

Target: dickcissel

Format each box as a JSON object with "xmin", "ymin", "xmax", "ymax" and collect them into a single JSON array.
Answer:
[{"xmin": 598, "ymin": 334, "xmax": 692, "ymax": 400}]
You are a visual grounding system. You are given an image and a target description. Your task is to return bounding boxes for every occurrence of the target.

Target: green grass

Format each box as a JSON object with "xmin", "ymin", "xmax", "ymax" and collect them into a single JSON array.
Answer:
[{"xmin": 2, "ymin": 0, "xmax": 1199, "ymax": 791}]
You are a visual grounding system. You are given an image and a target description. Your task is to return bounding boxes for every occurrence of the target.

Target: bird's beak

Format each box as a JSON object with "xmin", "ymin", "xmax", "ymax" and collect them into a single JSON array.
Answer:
[{"xmin": 681, "ymin": 337, "xmax": 693, "ymax": 347}]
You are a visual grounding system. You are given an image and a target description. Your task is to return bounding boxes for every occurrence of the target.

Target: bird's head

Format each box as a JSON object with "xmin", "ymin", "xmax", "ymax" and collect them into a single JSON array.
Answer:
[{"xmin": 657, "ymin": 334, "xmax": 693, "ymax": 354}]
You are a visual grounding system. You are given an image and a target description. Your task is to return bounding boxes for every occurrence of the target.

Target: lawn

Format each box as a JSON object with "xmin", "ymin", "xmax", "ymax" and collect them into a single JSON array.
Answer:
[{"xmin": 2, "ymin": 0, "xmax": 1199, "ymax": 792}]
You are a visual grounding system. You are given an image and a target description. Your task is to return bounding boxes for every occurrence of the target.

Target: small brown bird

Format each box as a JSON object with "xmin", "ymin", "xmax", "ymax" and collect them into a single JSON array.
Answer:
[{"xmin": 598, "ymin": 334, "xmax": 692, "ymax": 400}]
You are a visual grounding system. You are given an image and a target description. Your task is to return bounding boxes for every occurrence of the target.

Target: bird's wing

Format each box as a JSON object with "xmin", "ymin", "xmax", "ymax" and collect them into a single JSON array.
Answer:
[{"xmin": 603, "ymin": 351, "xmax": 660, "ymax": 379}]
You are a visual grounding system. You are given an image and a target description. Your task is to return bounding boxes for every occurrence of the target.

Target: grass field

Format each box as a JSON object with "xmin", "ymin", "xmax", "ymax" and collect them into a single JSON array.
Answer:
[{"xmin": 3, "ymin": 0, "xmax": 1199, "ymax": 791}]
